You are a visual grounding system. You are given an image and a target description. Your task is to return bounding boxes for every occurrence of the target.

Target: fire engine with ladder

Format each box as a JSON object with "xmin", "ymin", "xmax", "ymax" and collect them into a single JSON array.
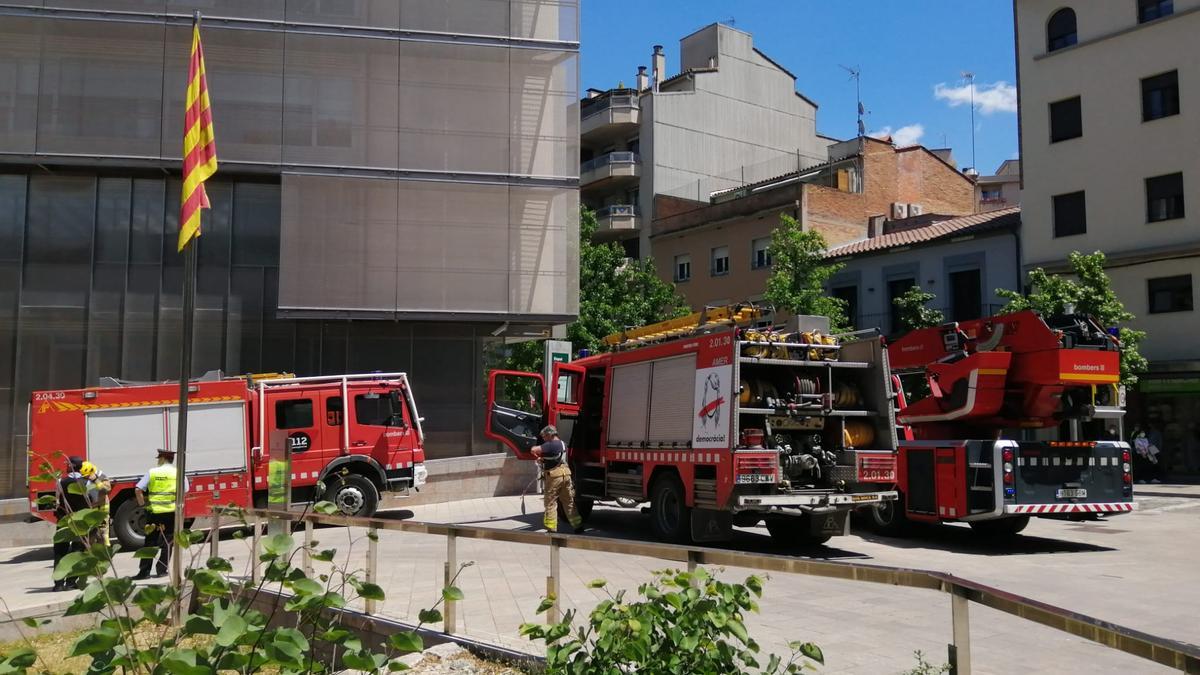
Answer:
[
  {"xmin": 487, "ymin": 305, "xmax": 901, "ymax": 546},
  {"xmin": 28, "ymin": 372, "xmax": 428, "ymax": 549},
  {"xmin": 864, "ymin": 310, "xmax": 1135, "ymax": 536}
]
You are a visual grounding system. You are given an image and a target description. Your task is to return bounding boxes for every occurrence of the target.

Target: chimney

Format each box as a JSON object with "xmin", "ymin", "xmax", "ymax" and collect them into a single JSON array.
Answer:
[
  {"xmin": 636, "ymin": 66, "xmax": 649, "ymax": 92},
  {"xmin": 868, "ymin": 215, "xmax": 886, "ymax": 238},
  {"xmin": 652, "ymin": 45, "xmax": 666, "ymax": 90}
]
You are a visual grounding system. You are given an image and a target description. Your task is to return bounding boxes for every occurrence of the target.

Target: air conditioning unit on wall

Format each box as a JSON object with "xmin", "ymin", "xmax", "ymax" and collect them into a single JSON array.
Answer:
[
  {"xmin": 909, "ymin": 203, "xmax": 924, "ymax": 216},
  {"xmin": 891, "ymin": 202, "xmax": 909, "ymax": 219}
]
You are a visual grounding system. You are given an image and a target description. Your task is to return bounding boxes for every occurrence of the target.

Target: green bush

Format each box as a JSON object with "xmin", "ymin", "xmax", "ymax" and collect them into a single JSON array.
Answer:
[{"xmin": 521, "ymin": 568, "xmax": 823, "ymax": 674}]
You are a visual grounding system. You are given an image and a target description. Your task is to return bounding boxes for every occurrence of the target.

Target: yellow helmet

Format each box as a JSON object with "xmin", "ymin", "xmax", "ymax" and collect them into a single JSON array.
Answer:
[{"xmin": 79, "ymin": 461, "xmax": 97, "ymax": 478}]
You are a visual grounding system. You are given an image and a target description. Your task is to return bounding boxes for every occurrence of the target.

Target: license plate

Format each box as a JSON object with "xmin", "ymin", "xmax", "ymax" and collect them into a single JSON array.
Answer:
[
  {"xmin": 1056, "ymin": 488, "xmax": 1087, "ymax": 499},
  {"xmin": 736, "ymin": 473, "xmax": 775, "ymax": 485},
  {"xmin": 851, "ymin": 494, "xmax": 878, "ymax": 503}
]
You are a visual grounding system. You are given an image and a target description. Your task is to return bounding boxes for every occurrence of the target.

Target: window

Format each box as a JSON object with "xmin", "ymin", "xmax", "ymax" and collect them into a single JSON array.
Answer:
[
  {"xmin": 949, "ymin": 269, "xmax": 983, "ymax": 322},
  {"xmin": 674, "ymin": 254, "xmax": 691, "ymax": 282},
  {"xmin": 981, "ymin": 188, "xmax": 1004, "ymax": 202},
  {"xmin": 1146, "ymin": 172, "xmax": 1185, "ymax": 222},
  {"xmin": 1142, "ymin": 71, "xmax": 1180, "ymax": 121},
  {"xmin": 355, "ymin": 392, "xmax": 402, "ymax": 427},
  {"xmin": 751, "ymin": 237, "xmax": 771, "ymax": 269},
  {"xmin": 275, "ymin": 399, "xmax": 313, "ymax": 429},
  {"xmin": 711, "ymin": 246, "xmax": 730, "ymax": 276},
  {"xmin": 326, "ymin": 397, "xmax": 343, "ymax": 426},
  {"xmin": 1047, "ymin": 8, "xmax": 1078, "ymax": 52},
  {"xmin": 1148, "ymin": 275, "xmax": 1193, "ymax": 313},
  {"xmin": 1049, "ymin": 96, "xmax": 1083, "ymax": 142},
  {"xmin": 1052, "ymin": 191, "xmax": 1087, "ymax": 237},
  {"xmin": 831, "ymin": 286, "xmax": 858, "ymax": 328},
  {"xmin": 887, "ymin": 278, "xmax": 916, "ymax": 335},
  {"xmin": 1138, "ymin": 0, "xmax": 1173, "ymax": 23}
]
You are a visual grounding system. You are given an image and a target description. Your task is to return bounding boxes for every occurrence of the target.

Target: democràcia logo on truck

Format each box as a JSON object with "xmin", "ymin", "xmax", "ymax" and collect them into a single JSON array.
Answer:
[{"xmin": 693, "ymin": 365, "xmax": 731, "ymax": 448}]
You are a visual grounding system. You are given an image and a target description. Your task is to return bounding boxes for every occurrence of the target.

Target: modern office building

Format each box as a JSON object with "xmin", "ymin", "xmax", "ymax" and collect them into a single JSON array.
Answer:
[
  {"xmin": 1014, "ymin": 0, "xmax": 1199, "ymax": 476},
  {"xmin": 579, "ymin": 22, "xmax": 831, "ymax": 258},
  {"xmin": 0, "ymin": 1, "xmax": 580, "ymax": 496}
]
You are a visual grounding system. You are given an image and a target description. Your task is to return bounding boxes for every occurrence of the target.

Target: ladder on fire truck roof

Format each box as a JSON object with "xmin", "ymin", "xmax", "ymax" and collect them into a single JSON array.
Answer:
[{"xmin": 603, "ymin": 303, "xmax": 767, "ymax": 349}]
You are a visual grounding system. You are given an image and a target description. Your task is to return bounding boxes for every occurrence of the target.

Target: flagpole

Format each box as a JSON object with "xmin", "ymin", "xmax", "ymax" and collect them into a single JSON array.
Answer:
[{"xmin": 171, "ymin": 9, "xmax": 202, "ymax": 622}]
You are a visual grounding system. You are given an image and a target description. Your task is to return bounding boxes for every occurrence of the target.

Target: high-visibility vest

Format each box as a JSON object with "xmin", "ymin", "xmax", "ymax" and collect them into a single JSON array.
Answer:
[{"xmin": 147, "ymin": 464, "xmax": 178, "ymax": 514}]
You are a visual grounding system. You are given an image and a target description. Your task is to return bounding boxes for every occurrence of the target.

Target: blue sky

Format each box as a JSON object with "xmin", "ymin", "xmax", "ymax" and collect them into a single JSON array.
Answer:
[{"xmin": 580, "ymin": 1, "xmax": 1019, "ymax": 175}]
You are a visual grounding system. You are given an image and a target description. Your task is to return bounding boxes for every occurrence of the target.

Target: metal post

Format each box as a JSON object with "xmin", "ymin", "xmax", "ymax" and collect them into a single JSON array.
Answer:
[
  {"xmin": 302, "ymin": 519, "xmax": 313, "ymax": 577},
  {"xmin": 687, "ymin": 550, "xmax": 699, "ymax": 586},
  {"xmin": 251, "ymin": 514, "xmax": 261, "ymax": 584},
  {"xmin": 365, "ymin": 524, "xmax": 378, "ymax": 615},
  {"xmin": 444, "ymin": 530, "xmax": 457, "ymax": 634},
  {"xmin": 949, "ymin": 592, "xmax": 972, "ymax": 675},
  {"xmin": 546, "ymin": 538, "xmax": 561, "ymax": 625},
  {"xmin": 171, "ymin": 241, "xmax": 197, "ymax": 624},
  {"xmin": 209, "ymin": 511, "xmax": 219, "ymax": 560}
]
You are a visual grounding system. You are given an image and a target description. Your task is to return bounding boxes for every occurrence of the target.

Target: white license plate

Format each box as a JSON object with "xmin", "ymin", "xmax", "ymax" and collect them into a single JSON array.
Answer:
[
  {"xmin": 736, "ymin": 473, "xmax": 775, "ymax": 485},
  {"xmin": 1056, "ymin": 488, "xmax": 1087, "ymax": 499}
]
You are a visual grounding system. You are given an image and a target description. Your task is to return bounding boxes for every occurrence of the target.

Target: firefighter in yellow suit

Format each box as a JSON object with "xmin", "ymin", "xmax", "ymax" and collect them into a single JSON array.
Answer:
[{"xmin": 532, "ymin": 425, "xmax": 584, "ymax": 533}]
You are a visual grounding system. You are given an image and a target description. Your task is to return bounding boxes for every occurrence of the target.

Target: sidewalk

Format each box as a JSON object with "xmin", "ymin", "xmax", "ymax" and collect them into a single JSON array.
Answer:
[{"xmin": 1, "ymin": 487, "xmax": 1195, "ymax": 673}]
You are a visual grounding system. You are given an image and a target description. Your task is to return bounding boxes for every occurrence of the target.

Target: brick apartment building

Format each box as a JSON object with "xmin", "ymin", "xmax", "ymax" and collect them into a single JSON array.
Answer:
[{"xmin": 649, "ymin": 136, "xmax": 978, "ymax": 310}]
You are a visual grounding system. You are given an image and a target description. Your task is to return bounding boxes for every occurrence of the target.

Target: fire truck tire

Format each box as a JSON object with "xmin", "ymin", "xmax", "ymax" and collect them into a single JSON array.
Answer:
[
  {"xmin": 765, "ymin": 516, "xmax": 832, "ymax": 547},
  {"xmin": 868, "ymin": 496, "xmax": 911, "ymax": 536},
  {"xmin": 649, "ymin": 474, "xmax": 690, "ymax": 544},
  {"xmin": 113, "ymin": 499, "xmax": 147, "ymax": 550},
  {"xmin": 326, "ymin": 474, "xmax": 379, "ymax": 518},
  {"xmin": 968, "ymin": 516, "xmax": 1030, "ymax": 537}
]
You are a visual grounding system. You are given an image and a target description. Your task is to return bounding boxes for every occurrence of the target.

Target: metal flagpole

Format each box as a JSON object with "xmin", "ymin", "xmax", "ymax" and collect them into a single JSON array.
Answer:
[{"xmin": 171, "ymin": 9, "xmax": 202, "ymax": 623}]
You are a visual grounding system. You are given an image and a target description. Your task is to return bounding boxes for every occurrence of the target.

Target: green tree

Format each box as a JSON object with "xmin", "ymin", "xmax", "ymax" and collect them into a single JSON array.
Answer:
[
  {"xmin": 763, "ymin": 214, "xmax": 848, "ymax": 330},
  {"xmin": 997, "ymin": 250, "xmax": 1147, "ymax": 385},
  {"xmin": 892, "ymin": 286, "xmax": 945, "ymax": 333},
  {"xmin": 491, "ymin": 208, "xmax": 691, "ymax": 373}
]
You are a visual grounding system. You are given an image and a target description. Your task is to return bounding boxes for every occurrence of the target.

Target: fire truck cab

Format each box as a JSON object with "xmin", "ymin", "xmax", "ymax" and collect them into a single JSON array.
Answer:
[
  {"xmin": 487, "ymin": 306, "xmax": 898, "ymax": 547},
  {"xmin": 28, "ymin": 372, "xmax": 428, "ymax": 549}
]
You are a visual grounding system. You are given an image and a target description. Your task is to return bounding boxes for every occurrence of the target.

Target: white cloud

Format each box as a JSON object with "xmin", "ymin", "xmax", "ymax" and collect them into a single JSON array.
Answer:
[
  {"xmin": 933, "ymin": 81, "xmax": 1018, "ymax": 114},
  {"xmin": 868, "ymin": 123, "xmax": 925, "ymax": 147}
]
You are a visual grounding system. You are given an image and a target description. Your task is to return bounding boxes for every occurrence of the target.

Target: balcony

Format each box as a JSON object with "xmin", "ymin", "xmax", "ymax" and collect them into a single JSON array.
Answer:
[
  {"xmin": 581, "ymin": 151, "xmax": 641, "ymax": 192},
  {"xmin": 581, "ymin": 92, "xmax": 640, "ymax": 143},
  {"xmin": 594, "ymin": 204, "xmax": 641, "ymax": 237}
]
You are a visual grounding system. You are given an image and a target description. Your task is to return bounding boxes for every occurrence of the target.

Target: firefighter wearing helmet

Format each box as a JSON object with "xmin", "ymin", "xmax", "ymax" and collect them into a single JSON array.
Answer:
[
  {"xmin": 531, "ymin": 425, "xmax": 584, "ymax": 533},
  {"xmin": 133, "ymin": 448, "xmax": 188, "ymax": 579},
  {"xmin": 79, "ymin": 461, "xmax": 112, "ymax": 547}
]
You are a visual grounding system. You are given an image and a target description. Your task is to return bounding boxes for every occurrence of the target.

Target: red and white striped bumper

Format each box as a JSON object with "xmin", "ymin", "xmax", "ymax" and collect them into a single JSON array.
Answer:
[{"xmin": 1004, "ymin": 502, "xmax": 1136, "ymax": 515}]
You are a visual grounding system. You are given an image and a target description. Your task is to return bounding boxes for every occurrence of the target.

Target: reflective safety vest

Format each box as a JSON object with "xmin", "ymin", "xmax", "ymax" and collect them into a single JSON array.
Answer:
[{"xmin": 147, "ymin": 464, "xmax": 178, "ymax": 514}]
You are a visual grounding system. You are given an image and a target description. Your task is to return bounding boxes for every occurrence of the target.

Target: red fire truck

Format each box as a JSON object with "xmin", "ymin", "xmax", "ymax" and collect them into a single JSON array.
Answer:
[
  {"xmin": 28, "ymin": 372, "xmax": 428, "ymax": 548},
  {"xmin": 486, "ymin": 306, "xmax": 898, "ymax": 546},
  {"xmin": 863, "ymin": 310, "xmax": 1135, "ymax": 535}
]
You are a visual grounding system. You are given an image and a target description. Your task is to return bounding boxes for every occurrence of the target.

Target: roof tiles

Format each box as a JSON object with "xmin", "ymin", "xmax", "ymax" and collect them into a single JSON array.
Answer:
[{"xmin": 826, "ymin": 207, "xmax": 1020, "ymax": 258}]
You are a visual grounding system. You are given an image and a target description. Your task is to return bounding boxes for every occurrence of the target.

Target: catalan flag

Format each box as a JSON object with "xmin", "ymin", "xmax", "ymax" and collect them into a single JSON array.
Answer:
[{"xmin": 178, "ymin": 20, "xmax": 218, "ymax": 252}]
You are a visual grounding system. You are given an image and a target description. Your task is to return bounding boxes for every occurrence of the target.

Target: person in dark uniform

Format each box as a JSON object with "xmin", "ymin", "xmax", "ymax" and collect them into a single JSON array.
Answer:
[
  {"xmin": 532, "ymin": 425, "xmax": 584, "ymax": 533},
  {"xmin": 52, "ymin": 455, "xmax": 89, "ymax": 591}
]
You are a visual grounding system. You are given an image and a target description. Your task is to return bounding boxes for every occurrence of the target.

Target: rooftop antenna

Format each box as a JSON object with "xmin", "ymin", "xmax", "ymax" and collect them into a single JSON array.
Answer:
[
  {"xmin": 840, "ymin": 64, "xmax": 865, "ymax": 137},
  {"xmin": 725, "ymin": 16, "xmax": 736, "ymax": 27},
  {"xmin": 962, "ymin": 71, "xmax": 976, "ymax": 172}
]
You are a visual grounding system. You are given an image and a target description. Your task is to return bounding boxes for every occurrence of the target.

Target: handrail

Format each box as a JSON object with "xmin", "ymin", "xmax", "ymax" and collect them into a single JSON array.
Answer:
[
  {"xmin": 595, "ymin": 204, "xmax": 639, "ymax": 218},
  {"xmin": 232, "ymin": 507, "xmax": 1200, "ymax": 673},
  {"xmin": 581, "ymin": 151, "xmax": 640, "ymax": 174}
]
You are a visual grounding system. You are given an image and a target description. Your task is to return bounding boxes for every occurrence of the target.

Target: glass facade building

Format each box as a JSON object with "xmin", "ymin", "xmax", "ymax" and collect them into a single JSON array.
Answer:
[{"xmin": 0, "ymin": 1, "xmax": 580, "ymax": 496}]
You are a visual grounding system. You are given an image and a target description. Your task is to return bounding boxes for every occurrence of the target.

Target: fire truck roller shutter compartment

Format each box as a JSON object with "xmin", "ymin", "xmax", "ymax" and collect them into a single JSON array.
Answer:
[
  {"xmin": 608, "ymin": 362, "xmax": 652, "ymax": 446},
  {"xmin": 86, "ymin": 403, "xmax": 247, "ymax": 480},
  {"xmin": 647, "ymin": 355, "xmax": 696, "ymax": 445}
]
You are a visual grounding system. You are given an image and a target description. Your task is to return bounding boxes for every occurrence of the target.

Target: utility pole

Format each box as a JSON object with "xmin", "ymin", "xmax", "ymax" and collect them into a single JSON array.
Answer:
[
  {"xmin": 840, "ymin": 65, "xmax": 865, "ymax": 137},
  {"xmin": 962, "ymin": 71, "xmax": 976, "ymax": 171}
]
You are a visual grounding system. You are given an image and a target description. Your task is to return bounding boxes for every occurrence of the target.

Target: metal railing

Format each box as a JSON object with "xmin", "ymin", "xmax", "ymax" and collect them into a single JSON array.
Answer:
[
  {"xmin": 218, "ymin": 507, "xmax": 1200, "ymax": 674},
  {"xmin": 853, "ymin": 304, "xmax": 1007, "ymax": 338},
  {"xmin": 595, "ymin": 204, "xmax": 639, "ymax": 219},
  {"xmin": 580, "ymin": 93, "xmax": 639, "ymax": 120},
  {"xmin": 581, "ymin": 151, "xmax": 640, "ymax": 174}
]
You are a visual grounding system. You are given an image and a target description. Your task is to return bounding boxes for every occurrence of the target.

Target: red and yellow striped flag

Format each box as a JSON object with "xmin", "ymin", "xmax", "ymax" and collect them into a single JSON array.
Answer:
[{"xmin": 178, "ymin": 22, "xmax": 218, "ymax": 252}]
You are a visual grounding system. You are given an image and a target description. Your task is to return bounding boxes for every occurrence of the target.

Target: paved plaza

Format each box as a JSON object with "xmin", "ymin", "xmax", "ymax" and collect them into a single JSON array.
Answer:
[{"xmin": 0, "ymin": 486, "xmax": 1197, "ymax": 673}]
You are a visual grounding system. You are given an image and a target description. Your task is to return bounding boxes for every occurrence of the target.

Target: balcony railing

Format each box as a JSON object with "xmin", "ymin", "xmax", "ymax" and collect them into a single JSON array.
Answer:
[
  {"xmin": 581, "ymin": 151, "xmax": 640, "ymax": 174},
  {"xmin": 596, "ymin": 204, "xmax": 639, "ymax": 219},
  {"xmin": 581, "ymin": 94, "xmax": 639, "ymax": 120},
  {"xmin": 851, "ymin": 303, "xmax": 1007, "ymax": 337}
]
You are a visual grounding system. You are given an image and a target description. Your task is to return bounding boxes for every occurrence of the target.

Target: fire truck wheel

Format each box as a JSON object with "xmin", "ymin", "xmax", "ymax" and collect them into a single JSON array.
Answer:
[
  {"xmin": 113, "ymin": 499, "xmax": 147, "ymax": 550},
  {"xmin": 765, "ymin": 516, "xmax": 832, "ymax": 547},
  {"xmin": 326, "ymin": 474, "xmax": 379, "ymax": 518},
  {"xmin": 868, "ymin": 496, "xmax": 911, "ymax": 536},
  {"xmin": 968, "ymin": 515, "xmax": 1030, "ymax": 537},
  {"xmin": 649, "ymin": 474, "xmax": 690, "ymax": 544}
]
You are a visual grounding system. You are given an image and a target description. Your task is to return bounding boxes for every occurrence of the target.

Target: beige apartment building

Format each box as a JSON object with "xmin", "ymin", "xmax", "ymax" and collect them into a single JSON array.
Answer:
[
  {"xmin": 977, "ymin": 159, "xmax": 1022, "ymax": 212},
  {"xmin": 1015, "ymin": 0, "xmax": 1200, "ymax": 476},
  {"xmin": 649, "ymin": 137, "xmax": 977, "ymax": 310}
]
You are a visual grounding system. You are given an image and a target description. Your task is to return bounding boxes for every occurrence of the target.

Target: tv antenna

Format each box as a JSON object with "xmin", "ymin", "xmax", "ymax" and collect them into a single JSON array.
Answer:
[
  {"xmin": 840, "ymin": 64, "xmax": 865, "ymax": 137},
  {"xmin": 962, "ymin": 71, "xmax": 976, "ymax": 171},
  {"xmin": 725, "ymin": 16, "xmax": 736, "ymax": 27}
]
